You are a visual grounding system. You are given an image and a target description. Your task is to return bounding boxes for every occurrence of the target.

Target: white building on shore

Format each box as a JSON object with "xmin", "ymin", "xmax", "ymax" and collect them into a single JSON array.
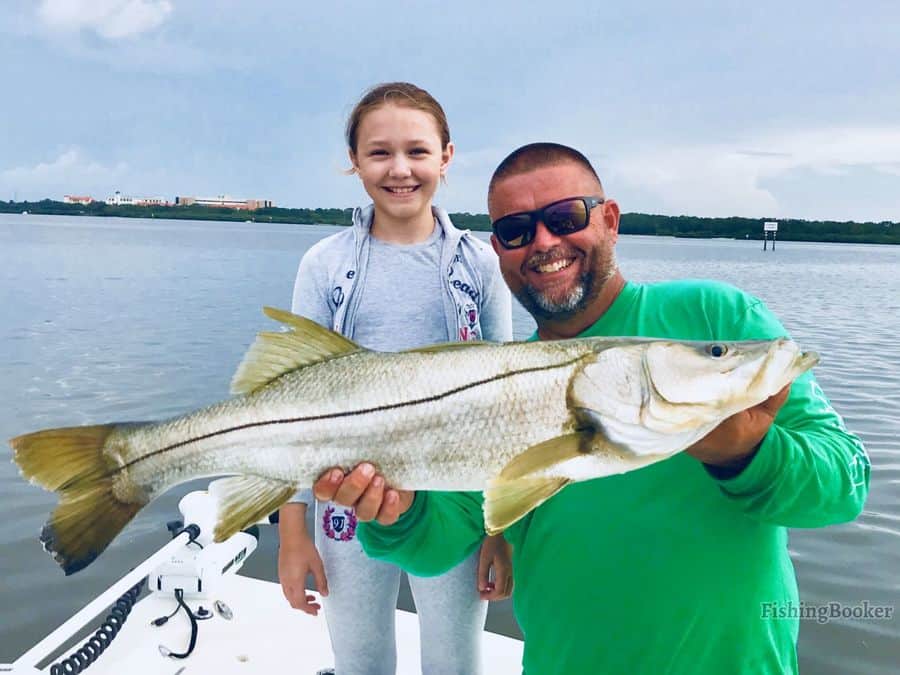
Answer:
[
  {"xmin": 106, "ymin": 191, "xmax": 170, "ymax": 207},
  {"xmin": 175, "ymin": 195, "xmax": 273, "ymax": 210}
]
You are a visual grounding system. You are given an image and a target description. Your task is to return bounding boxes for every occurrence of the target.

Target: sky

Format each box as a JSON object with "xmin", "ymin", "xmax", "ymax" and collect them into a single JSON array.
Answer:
[{"xmin": 1, "ymin": 0, "xmax": 899, "ymax": 222}]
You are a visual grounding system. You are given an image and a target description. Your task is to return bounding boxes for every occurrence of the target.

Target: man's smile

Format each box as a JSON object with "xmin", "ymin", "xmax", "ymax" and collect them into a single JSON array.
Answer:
[
  {"xmin": 525, "ymin": 250, "xmax": 580, "ymax": 281},
  {"xmin": 532, "ymin": 258, "xmax": 574, "ymax": 274}
]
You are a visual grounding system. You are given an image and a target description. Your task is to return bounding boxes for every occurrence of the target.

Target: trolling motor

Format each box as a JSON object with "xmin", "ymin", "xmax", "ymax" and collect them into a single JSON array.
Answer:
[
  {"xmin": 7, "ymin": 479, "xmax": 263, "ymax": 673},
  {"xmin": 145, "ymin": 482, "xmax": 260, "ymax": 659},
  {"xmin": 149, "ymin": 486, "xmax": 258, "ymax": 598}
]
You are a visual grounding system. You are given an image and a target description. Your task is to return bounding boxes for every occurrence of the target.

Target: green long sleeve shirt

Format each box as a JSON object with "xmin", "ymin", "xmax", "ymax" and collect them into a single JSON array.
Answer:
[{"xmin": 359, "ymin": 280, "xmax": 870, "ymax": 674}]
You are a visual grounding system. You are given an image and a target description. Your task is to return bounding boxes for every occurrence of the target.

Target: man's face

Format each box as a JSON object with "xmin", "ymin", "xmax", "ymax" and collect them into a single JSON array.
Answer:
[{"xmin": 489, "ymin": 162, "xmax": 620, "ymax": 322}]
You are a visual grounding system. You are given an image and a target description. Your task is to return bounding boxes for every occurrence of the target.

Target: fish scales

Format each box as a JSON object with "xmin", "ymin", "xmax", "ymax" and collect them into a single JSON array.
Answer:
[
  {"xmin": 9, "ymin": 307, "xmax": 819, "ymax": 573},
  {"xmin": 120, "ymin": 340, "xmax": 594, "ymax": 497}
]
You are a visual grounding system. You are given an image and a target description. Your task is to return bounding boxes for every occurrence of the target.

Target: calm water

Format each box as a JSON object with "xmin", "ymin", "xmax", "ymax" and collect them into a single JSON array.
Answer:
[{"xmin": 1, "ymin": 214, "xmax": 897, "ymax": 672}]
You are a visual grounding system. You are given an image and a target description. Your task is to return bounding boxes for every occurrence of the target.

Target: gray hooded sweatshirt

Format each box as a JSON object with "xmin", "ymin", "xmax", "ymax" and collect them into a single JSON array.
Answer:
[{"xmin": 289, "ymin": 204, "xmax": 513, "ymax": 506}]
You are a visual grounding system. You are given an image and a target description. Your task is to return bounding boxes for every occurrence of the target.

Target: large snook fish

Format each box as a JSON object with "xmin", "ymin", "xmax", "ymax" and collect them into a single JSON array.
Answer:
[{"xmin": 11, "ymin": 307, "xmax": 818, "ymax": 575}]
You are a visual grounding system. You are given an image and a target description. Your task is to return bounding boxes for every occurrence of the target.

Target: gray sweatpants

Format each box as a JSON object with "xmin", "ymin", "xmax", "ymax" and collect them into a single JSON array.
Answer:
[{"xmin": 314, "ymin": 500, "xmax": 487, "ymax": 675}]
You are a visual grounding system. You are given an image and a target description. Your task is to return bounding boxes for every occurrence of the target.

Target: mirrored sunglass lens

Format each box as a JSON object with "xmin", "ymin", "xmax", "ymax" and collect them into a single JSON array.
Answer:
[
  {"xmin": 545, "ymin": 199, "xmax": 588, "ymax": 233},
  {"xmin": 496, "ymin": 216, "xmax": 533, "ymax": 247}
]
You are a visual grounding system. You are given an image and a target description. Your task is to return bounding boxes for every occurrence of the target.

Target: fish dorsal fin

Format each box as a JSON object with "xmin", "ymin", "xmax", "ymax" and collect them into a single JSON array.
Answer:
[
  {"xmin": 230, "ymin": 306, "xmax": 362, "ymax": 395},
  {"xmin": 404, "ymin": 340, "xmax": 497, "ymax": 355},
  {"xmin": 209, "ymin": 475, "xmax": 298, "ymax": 542}
]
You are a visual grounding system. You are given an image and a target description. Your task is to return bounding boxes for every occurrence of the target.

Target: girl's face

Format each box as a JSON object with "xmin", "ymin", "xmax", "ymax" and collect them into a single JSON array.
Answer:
[{"xmin": 350, "ymin": 104, "xmax": 453, "ymax": 228}]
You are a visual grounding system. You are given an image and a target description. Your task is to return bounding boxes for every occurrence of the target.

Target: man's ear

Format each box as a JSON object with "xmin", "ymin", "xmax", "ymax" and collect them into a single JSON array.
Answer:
[
  {"xmin": 603, "ymin": 199, "xmax": 621, "ymax": 236},
  {"xmin": 490, "ymin": 233, "xmax": 503, "ymax": 256}
]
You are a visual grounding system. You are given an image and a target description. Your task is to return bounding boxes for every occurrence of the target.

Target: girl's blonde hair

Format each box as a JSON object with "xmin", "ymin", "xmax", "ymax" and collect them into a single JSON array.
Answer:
[{"xmin": 346, "ymin": 82, "xmax": 451, "ymax": 154}]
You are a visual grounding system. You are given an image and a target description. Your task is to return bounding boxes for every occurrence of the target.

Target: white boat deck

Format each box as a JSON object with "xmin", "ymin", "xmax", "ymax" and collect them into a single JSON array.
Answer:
[
  {"xmin": 32, "ymin": 574, "xmax": 524, "ymax": 674},
  {"xmin": 6, "ymin": 491, "xmax": 524, "ymax": 675}
]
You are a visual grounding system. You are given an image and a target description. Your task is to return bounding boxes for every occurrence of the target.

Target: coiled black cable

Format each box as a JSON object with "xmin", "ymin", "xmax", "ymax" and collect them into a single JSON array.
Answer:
[{"xmin": 49, "ymin": 577, "xmax": 146, "ymax": 675}]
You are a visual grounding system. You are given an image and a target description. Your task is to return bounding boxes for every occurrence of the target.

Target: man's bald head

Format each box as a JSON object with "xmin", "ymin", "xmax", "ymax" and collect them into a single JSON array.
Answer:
[{"xmin": 488, "ymin": 142, "xmax": 603, "ymax": 211}]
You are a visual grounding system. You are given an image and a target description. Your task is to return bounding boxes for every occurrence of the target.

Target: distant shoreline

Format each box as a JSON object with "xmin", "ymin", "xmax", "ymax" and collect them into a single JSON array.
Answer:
[{"xmin": 3, "ymin": 200, "xmax": 898, "ymax": 245}]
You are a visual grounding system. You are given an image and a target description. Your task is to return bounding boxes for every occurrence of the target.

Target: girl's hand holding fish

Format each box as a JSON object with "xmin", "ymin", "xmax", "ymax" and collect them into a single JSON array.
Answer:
[
  {"xmin": 315, "ymin": 466, "xmax": 514, "ymax": 600},
  {"xmin": 313, "ymin": 464, "xmax": 414, "ymax": 526}
]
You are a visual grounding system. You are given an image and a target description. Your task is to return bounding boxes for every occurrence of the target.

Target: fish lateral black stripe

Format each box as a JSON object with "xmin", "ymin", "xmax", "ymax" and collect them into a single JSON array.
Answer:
[{"xmin": 120, "ymin": 357, "xmax": 584, "ymax": 471}]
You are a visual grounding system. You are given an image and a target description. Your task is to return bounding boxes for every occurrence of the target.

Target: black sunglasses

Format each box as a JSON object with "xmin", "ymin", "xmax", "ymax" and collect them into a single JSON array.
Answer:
[{"xmin": 491, "ymin": 196, "xmax": 605, "ymax": 249}]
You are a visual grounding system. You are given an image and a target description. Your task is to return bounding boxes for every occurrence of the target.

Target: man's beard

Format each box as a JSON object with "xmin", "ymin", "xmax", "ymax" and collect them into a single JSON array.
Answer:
[{"xmin": 515, "ymin": 248, "xmax": 617, "ymax": 322}]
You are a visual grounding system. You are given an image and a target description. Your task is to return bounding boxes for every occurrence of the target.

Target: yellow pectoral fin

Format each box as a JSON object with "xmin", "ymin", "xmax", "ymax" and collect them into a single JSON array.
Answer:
[
  {"xmin": 209, "ymin": 475, "xmax": 298, "ymax": 542},
  {"xmin": 483, "ymin": 476, "xmax": 570, "ymax": 535},
  {"xmin": 498, "ymin": 432, "xmax": 593, "ymax": 480},
  {"xmin": 231, "ymin": 307, "xmax": 362, "ymax": 395},
  {"xmin": 482, "ymin": 433, "xmax": 591, "ymax": 534}
]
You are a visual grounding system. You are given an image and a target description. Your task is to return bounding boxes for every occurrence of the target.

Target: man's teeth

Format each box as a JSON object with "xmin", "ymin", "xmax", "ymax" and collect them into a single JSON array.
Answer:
[
  {"xmin": 535, "ymin": 259, "xmax": 573, "ymax": 273},
  {"xmin": 386, "ymin": 186, "xmax": 417, "ymax": 193}
]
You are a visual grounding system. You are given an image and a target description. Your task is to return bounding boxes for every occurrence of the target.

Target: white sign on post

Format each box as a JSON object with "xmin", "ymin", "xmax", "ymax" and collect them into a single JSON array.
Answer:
[{"xmin": 764, "ymin": 222, "xmax": 779, "ymax": 232}]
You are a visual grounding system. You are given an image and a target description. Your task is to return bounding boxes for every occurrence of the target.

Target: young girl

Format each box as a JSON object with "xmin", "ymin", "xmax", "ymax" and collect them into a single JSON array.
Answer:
[{"xmin": 278, "ymin": 82, "xmax": 514, "ymax": 675}]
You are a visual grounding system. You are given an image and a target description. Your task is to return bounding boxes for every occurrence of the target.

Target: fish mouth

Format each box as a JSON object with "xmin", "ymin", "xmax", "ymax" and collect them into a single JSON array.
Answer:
[
  {"xmin": 756, "ymin": 340, "xmax": 819, "ymax": 388},
  {"xmin": 797, "ymin": 350, "xmax": 821, "ymax": 371}
]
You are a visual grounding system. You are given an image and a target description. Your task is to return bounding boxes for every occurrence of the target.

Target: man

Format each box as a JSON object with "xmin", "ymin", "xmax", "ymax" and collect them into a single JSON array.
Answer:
[{"xmin": 311, "ymin": 143, "xmax": 869, "ymax": 674}]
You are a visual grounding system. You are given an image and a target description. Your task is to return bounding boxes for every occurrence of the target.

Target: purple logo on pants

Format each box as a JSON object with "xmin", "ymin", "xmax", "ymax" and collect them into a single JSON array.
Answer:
[{"xmin": 323, "ymin": 505, "xmax": 358, "ymax": 541}]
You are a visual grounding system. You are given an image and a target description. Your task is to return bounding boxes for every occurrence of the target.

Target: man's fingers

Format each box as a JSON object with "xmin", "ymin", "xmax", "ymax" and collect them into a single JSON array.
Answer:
[
  {"xmin": 479, "ymin": 576, "xmax": 514, "ymax": 601},
  {"xmin": 476, "ymin": 542, "xmax": 496, "ymax": 591},
  {"xmin": 503, "ymin": 574, "xmax": 514, "ymax": 599},
  {"xmin": 498, "ymin": 562, "xmax": 513, "ymax": 598},
  {"xmin": 483, "ymin": 559, "xmax": 511, "ymax": 600},
  {"xmin": 761, "ymin": 383, "xmax": 791, "ymax": 414},
  {"xmin": 476, "ymin": 554, "xmax": 491, "ymax": 590},
  {"xmin": 494, "ymin": 561, "xmax": 509, "ymax": 585},
  {"xmin": 479, "ymin": 582, "xmax": 497, "ymax": 601}
]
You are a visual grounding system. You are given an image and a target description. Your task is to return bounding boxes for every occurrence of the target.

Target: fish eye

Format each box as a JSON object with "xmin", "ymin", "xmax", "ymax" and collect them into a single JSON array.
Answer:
[{"xmin": 706, "ymin": 344, "xmax": 728, "ymax": 358}]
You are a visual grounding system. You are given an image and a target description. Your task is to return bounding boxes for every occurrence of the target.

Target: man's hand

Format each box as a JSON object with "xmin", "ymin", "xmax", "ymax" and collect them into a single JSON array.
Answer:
[
  {"xmin": 278, "ymin": 535, "xmax": 328, "ymax": 616},
  {"xmin": 478, "ymin": 534, "xmax": 514, "ymax": 601},
  {"xmin": 687, "ymin": 384, "xmax": 791, "ymax": 473},
  {"xmin": 313, "ymin": 463, "xmax": 415, "ymax": 525}
]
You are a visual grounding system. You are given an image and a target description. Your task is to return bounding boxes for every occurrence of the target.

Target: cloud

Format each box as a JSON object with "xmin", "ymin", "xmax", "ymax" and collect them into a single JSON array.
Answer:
[
  {"xmin": 735, "ymin": 150, "xmax": 794, "ymax": 158},
  {"xmin": 1, "ymin": 148, "xmax": 128, "ymax": 201},
  {"xmin": 610, "ymin": 126, "xmax": 900, "ymax": 219},
  {"xmin": 37, "ymin": 0, "xmax": 173, "ymax": 40}
]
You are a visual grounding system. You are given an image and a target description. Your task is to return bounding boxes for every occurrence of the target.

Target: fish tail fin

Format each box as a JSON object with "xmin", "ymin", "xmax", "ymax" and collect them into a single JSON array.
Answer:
[{"xmin": 10, "ymin": 424, "xmax": 149, "ymax": 575}]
